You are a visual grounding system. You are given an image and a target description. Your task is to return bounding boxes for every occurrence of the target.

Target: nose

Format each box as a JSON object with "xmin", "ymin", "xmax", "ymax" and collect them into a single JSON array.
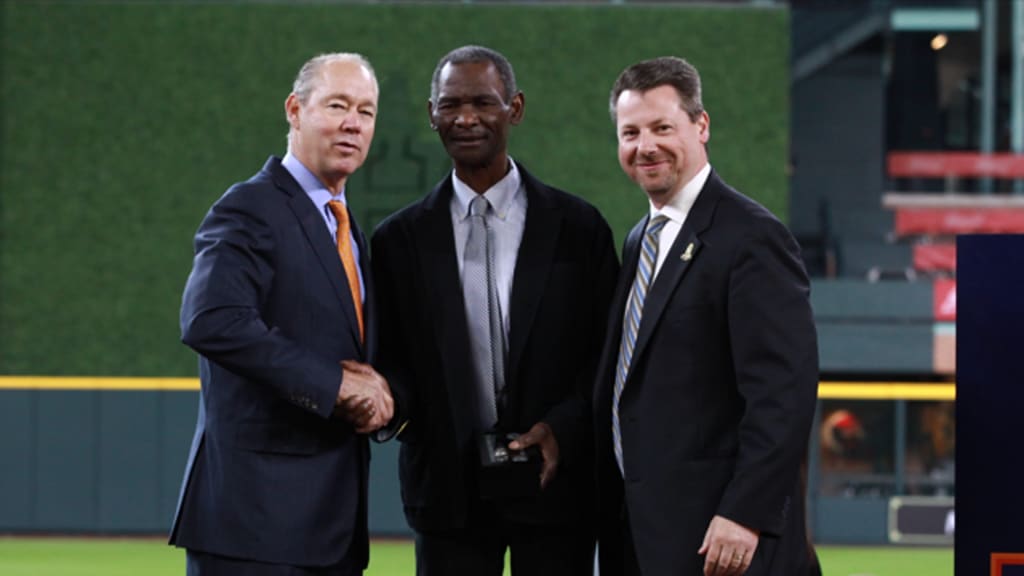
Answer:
[
  {"xmin": 637, "ymin": 131, "xmax": 658, "ymax": 155},
  {"xmin": 340, "ymin": 110, "xmax": 364, "ymax": 132},
  {"xmin": 454, "ymin": 105, "xmax": 479, "ymax": 127}
]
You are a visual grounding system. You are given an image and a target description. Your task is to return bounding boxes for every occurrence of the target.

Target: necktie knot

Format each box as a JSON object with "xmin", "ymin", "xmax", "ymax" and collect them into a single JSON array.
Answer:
[
  {"xmin": 647, "ymin": 214, "xmax": 669, "ymax": 238},
  {"xmin": 328, "ymin": 199, "xmax": 349, "ymax": 227},
  {"xmin": 470, "ymin": 195, "xmax": 490, "ymax": 218}
]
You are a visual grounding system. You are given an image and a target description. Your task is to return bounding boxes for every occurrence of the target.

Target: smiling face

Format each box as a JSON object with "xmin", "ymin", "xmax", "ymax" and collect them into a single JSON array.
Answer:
[
  {"xmin": 428, "ymin": 60, "xmax": 523, "ymax": 185},
  {"xmin": 615, "ymin": 84, "xmax": 710, "ymax": 208},
  {"xmin": 286, "ymin": 57, "xmax": 378, "ymax": 193}
]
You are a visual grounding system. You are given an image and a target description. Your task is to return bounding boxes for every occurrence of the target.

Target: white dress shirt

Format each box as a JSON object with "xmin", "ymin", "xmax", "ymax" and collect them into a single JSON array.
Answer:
[{"xmin": 649, "ymin": 163, "xmax": 711, "ymax": 279}]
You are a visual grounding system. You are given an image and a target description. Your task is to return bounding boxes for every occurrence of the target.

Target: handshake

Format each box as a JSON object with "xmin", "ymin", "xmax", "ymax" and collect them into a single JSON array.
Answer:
[{"xmin": 335, "ymin": 360, "xmax": 394, "ymax": 434}]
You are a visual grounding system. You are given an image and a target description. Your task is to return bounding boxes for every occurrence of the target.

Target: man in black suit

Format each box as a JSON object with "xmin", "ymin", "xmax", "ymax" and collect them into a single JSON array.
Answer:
[
  {"xmin": 372, "ymin": 45, "xmax": 618, "ymax": 576},
  {"xmin": 170, "ymin": 53, "xmax": 393, "ymax": 575},
  {"xmin": 594, "ymin": 56, "xmax": 819, "ymax": 576}
]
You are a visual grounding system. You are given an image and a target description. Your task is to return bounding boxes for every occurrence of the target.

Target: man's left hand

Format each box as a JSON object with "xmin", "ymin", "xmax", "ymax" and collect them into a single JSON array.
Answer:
[
  {"xmin": 508, "ymin": 422, "xmax": 559, "ymax": 489},
  {"xmin": 698, "ymin": 514, "xmax": 759, "ymax": 576}
]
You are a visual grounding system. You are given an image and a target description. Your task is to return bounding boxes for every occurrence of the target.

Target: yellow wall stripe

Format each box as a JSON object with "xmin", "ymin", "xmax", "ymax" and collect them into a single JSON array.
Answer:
[
  {"xmin": 818, "ymin": 382, "xmax": 955, "ymax": 400},
  {"xmin": 0, "ymin": 377, "xmax": 956, "ymax": 399},
  {"xmin": 0, "ymin": 377, "xmax": 199, "ymax": 391}
]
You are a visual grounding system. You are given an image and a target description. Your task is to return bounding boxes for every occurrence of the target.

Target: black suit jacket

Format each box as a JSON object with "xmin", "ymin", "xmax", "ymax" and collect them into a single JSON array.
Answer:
[
  {"xmin": 372, "ymin": 161, "xmax": 618, "ymax": 531},
  {"xmin": 170, "ymin": 157, "xmax": 373, "ymax": 569},
  {"xmin": 594, "ymin": 171, "xmax": 819, "ymax": 576}
]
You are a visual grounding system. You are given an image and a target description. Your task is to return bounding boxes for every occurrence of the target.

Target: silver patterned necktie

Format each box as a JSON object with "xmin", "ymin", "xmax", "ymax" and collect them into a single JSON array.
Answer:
[
  {"xmin": 612, "ymin": 214, "xmax": 669, "ymax": 474},
  {"xmin": 464, "ymin": 195, "xmax": 506, "ymax": 429}
]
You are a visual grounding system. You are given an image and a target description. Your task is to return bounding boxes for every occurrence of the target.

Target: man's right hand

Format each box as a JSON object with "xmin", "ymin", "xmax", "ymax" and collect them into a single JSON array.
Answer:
[{"xmin": 335, "ymin": 360, "xmax": 394, "ymax": 433}]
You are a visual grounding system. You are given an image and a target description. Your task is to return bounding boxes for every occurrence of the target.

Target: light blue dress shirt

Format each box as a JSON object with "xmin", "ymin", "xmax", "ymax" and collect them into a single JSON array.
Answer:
[{"xmin": 282, "ymin": 152, "xmax": 365, "ymax": 300}]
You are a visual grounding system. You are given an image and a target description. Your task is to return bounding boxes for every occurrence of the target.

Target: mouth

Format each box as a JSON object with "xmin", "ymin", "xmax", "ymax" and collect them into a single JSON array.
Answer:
[
  {"xmin": 636, "ymin": 160, "xmax": 668, "ymax": 171},
  {"xmin": 333, "ymin": 141, "xmax": 360, "ymax": 153},
  {"xmin": 450, "ymin": 133, "xmax": 487, "ymax": 146}
]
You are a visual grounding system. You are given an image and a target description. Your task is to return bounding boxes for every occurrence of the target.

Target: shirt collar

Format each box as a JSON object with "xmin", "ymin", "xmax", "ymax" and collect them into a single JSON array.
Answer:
[
  {"xmin": 649, "ymin": 162, "xmax": 711, "ymax": 224},
  {"xmin": 283, "ymin": 151, "xmax": 348, "ymax": 207},
  {"xmin": 452, "ymin": 158, "xmax": 522, "ymax": 222}
]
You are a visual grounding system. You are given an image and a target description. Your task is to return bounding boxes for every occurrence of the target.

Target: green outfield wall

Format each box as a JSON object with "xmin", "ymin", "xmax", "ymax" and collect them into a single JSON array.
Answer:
[{"xmin": 0, "ymin": 1, "xmax": 787, "ymax": 534}]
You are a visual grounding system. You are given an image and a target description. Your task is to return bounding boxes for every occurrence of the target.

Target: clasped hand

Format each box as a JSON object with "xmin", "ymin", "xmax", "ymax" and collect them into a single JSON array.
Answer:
[{"xmin": 335, "ymin": 360, "xmax": 393, "ymax": 433}]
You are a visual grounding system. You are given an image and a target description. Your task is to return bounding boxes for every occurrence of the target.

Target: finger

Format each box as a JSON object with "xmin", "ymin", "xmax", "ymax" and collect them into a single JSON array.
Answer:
[
  {"xmin": 728, "ymin": 551, "xmax": 744, "ymax": 576},
  {"xmin": 703, "ymin": 555, "xmax": 717, "ymax": 576},
  {"xmin": 698, "ymin": 526, "xmax": 711, "ymax": 555},
  {"xmin": 345, "ymin": 397, "xmax": 374, "ymax": 419},
  {"xmin": 380, "ymin": 391, "xmax": 395, "ymax": 420},
  {"xmin": 715, "ymin": 547, "xmax": 731, "ymax": 576},
  {"xmin": 370, "ymin": 394, "xmax": 390, "ymax": 420},
  {"xmin": 509, "ymin": 428, "xmax": 544, "ymax": 450},
  {"xmin": 539, "ymin": 458, "xmax": 556, "ymax": 489},
  {"xmin": 345, "ymin": 396, "xmax": 371, "ymax": 410},
  {"xmin": 356, "ymin": 412, "xmax": 383, "ymax": 434},
  {"xmin": 508, "ymin": 433, "xmax": 534, "ymax": 451}
]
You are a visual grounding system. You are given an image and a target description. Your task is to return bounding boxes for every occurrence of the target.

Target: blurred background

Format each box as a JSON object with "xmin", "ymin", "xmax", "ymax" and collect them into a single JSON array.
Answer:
[{"xmin": 6, "ymin": 0, "xmax": 1019, "ymax": 566}]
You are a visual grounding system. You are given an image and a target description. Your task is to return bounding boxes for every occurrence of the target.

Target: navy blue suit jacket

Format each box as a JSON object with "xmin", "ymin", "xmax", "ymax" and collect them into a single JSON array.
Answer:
[{"xmin": 170, "ymin": 156, "xmax": 374, "ymax": 569}]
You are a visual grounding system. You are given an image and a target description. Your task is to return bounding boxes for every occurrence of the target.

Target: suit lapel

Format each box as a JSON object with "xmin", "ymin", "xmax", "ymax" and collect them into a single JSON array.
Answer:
[
  {"xmin": 507, "ymin": 165, "xmax": 561, "ymax": 379},
  {"xmin": 271, "ymin": 159, "xmax": 364, "ymax": 352},
  {"xmin": 627, "ymin": 173, "xmax": 721, "ymax": 380},
  {"xmin": 353, "ymin": 216, "xmax": 374, "ymax": 360},
  {"xmin": 414, "ymin": 177, "xmax": 478, "ymax": 444}
]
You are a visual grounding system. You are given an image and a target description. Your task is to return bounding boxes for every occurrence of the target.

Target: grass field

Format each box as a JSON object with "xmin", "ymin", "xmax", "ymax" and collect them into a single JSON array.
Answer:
[{"xmin": 0, "ymin": 537, "xmax": 952, "ymax": 576}]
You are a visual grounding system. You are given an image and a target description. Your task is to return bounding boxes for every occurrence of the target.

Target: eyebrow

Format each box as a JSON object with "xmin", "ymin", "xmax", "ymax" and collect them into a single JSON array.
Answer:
[{"xmin": 322, "ymin": 90, "xmax": 377, "ymax": 104}]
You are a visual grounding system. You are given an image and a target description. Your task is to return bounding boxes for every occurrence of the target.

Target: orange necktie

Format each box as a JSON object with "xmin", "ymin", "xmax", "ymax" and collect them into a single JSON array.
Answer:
[{"xmin": 327, "ymin": 200, "xmax": 364, "ymax": 341}]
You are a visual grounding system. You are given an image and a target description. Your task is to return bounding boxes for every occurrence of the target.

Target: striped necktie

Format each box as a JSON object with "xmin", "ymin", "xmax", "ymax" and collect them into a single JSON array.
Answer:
[
  {"xmin": 327, "ymin": 200, "xmax": 364, "ymax": 342},
  {"xmin": 612, "ymin": 214, "xmax": 669, "ymax": 474}
]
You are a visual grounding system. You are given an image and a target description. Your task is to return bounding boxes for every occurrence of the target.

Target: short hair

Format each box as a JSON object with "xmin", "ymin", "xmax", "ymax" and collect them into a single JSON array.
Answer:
[
  {"xmin": 430, "ymin": 45, "xmax": 518, "ymax": 103},
  {"xmin": 292, "ymin": 52, "xmax": 377, "ymax": 104},
  {"xmin": 609, "ymin": 56, "xmax": 704, "ymax": 123}
]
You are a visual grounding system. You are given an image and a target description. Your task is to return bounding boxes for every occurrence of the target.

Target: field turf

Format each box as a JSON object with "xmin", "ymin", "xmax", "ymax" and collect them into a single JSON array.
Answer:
[{"xmin": 0, "ymin": 537, "xmax": 952, "ymax": 575}]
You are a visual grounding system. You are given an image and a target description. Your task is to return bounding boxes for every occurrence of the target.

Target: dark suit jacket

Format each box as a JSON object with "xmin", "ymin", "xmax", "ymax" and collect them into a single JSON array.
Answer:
[
  {"xmin": 594, "ymin": 171, "xmax": 819, "ymax": 576},
  {"xmin": 371, "ymin": 161, "xmax": 618, "ymax": 532},
  {"xmin": 169, "ymin": 156, "xmax": 374, "ymax": 569}
]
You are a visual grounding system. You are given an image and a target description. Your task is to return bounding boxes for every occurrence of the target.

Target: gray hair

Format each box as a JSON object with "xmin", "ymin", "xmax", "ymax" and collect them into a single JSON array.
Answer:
[
  {"xmin": 292, "ymin": 52, "xmax": 377, "ymax": 104},
  {"xmin": 430, "ymin": 45, "xmax": 518, "ymax": 103},
  {"xmin": 609, "ymin": 56, "xmax": 704, "ymax": 123}
]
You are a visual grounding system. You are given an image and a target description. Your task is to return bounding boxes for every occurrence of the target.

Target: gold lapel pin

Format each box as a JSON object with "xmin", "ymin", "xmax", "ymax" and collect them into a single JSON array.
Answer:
[{"xmin": 681, "ymin": 242, "xmax": 695, "ymax": 262}]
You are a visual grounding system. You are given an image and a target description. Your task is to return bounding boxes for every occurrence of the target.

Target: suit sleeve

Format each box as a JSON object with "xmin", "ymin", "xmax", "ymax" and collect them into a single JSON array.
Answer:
[
  {"xmin": 180, "ymin": 187, "xmax": 341, "ymax": 419},
  {"xmin": 716, "ymin": 214, "xmax": 819, "ymax": 535},
  {"xmin": 541, "ymin": 213, "xmax": 619, "ymax": 468}
]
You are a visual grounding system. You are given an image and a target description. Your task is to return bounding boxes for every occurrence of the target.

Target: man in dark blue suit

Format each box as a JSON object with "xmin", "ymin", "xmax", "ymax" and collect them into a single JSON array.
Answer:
[{"xmin": 170, "ymin": 52, "xmax": 393, "ymax": 576}]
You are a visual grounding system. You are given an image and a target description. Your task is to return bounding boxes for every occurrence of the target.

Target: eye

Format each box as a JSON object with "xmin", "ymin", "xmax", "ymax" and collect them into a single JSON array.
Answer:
[
  {"xmin": 359, "ymin": 109, "xmax": 375, "ymax": 118},
  {"xmin": 620, "ymin": 129, "xmax": 638, "ymax": 139},
  {"xmin": 656, "ymin": 124, "xmax": 673, "ymax": 133},
  {"xmin": 328, "ymin": 102, "xmax": 347, "ymax": 111}
]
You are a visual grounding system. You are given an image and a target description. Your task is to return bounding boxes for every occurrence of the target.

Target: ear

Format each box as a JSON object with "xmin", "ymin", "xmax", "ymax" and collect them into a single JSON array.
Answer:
[
  {"xmin": 508, "ymin": 91, "xmax": 525, "ymax": 126},
  {"xmin": 285, "ymin": 93, "xmax": 301, "ymax": 130},
  {"xmin": 426, "ymin": 99, "xmax": 437, "ymax": 131},
  {"xmin": 697, "ymin": 110, "xmax": 710, "ymax": 144}
]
